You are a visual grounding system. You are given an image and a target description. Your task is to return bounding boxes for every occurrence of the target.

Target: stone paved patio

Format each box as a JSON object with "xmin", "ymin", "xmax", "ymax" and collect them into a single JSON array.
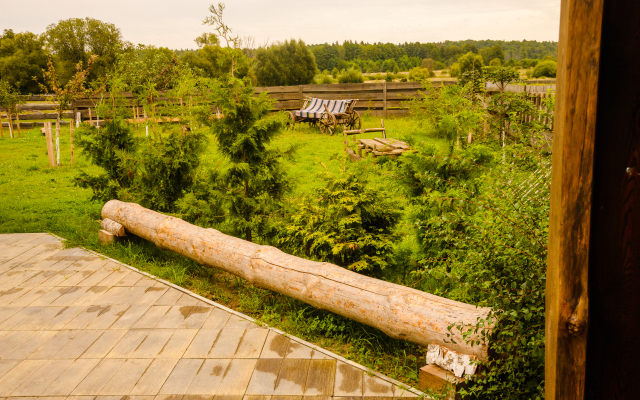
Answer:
[{"xmin": 0, "ymin": 233, "xmax": 423, "ymax": 399}]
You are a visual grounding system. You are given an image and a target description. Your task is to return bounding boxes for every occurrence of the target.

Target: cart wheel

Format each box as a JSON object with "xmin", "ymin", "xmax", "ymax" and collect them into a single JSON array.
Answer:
[
  {"xmin": 319, "ymin": 113, "xmax": 336, "ymax": 135},
  {"xmin": 287, "ymin": 112, "xmax": 296, "ymax": 129},
  {"xmin": 346, "ymin": 111, "xmax": 362, "ymax": 130}
]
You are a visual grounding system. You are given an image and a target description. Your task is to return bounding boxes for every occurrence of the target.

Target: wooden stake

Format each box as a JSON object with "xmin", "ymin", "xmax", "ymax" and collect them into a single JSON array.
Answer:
[
  {"xmin": 70, "ymin": 119, "xmax": 74, "ymax": 165},
  {"xmin": 0, "ymin": 112, "xmax": 4, "ymax": 138},
  {"xmin": 45, "ymin": 122, "xmax": 55, "ymax": 167},
  {"xmin": 8, "ymin": 113, "xmax": 13, "ymax": 138},
  {"xmin": 55, "ymin": 120, "xmax": 60, "ymax": 166},
  {"xmin": 88, "ymin": 108, "xmax": 93, "ymax": 124}
]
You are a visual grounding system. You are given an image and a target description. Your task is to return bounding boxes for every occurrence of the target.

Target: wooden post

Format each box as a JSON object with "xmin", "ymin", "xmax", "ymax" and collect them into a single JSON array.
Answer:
[
  {"xmin": 88, "ymin": 108, "xmax": 92, "ymax": 124},
  {"xmin": 0, "ymin": 111, "xmax": 3, "ymax": 138},
  {"xmin": 546, "ymin": 0, "xmax": 604, "ymax": 398},
  {"xmin": 7, "ymin": 113, "xmax": 13, "ymax": 138},
  {"xmin": 45, "ymin": 122, "xmax": 55, "ymax": 167},
  {"xmin": 382, "ymin": 81, "xmax": 387, "ymax": 119},
  {"xmin": 76, "ymin": 112, "xmax": 81, "ymax": 128},
  {"xmin": 298, "ymin": 85, "xmax": 303, "ymax": 108},
  {"xmin": 70, "ymin": 119, "xmax": 74, "ymax": 165},
  {"xmin": 55, "ymin": 120, "xmax": 60, "ymax": 166}
]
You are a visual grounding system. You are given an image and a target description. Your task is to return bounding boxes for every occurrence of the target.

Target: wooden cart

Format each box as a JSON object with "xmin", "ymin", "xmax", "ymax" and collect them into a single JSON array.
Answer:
[{"xmin": 289, "ymin": 97, "xmax": 361, "ymax": 134}]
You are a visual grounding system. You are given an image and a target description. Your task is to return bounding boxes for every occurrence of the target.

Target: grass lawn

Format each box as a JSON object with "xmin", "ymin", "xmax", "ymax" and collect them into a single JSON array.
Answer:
[{"xmin": 0, "ymin": 114, "xmax": 445, "ymax": 388}]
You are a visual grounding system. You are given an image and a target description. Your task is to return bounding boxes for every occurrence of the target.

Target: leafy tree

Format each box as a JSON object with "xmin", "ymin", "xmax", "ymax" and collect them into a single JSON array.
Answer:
[
  {"xmin": 408, "ymin": 67, "xmax": 433, "ymax": 82},
  {"xmin": 117, "ymin": 45, "xmax": 184, "ymax": 94},
  {"xmin": 0, "ymin": 30, "xmax": 49, "ymax": 93},
  {"xmin": 457, "ymin": 52, "xmax": 484, "ymax": 87},
  {"xmin": 254, "ymin": 39, "xmax": 316, "ymax": 86},
  {"xmin": 532, "ymin": 60, "xmax": 557, "ymax": 78},
  {"xmin": 278, "ymin": 166, "xmax": 401, "ymax": 273},
  {"xmin": 181, "ymin": 45, "xmax": 254, "ymax": 82},
  {"xmin": 45, "ymin": 18, "xmax": 123, "ymax": 84},
  {"xmin": 489, "ymin": 58, "xmax": 501, "ymax": 66},
  {"xmin": 479, "ymin": 44, "xmax": 505, "ymax": 65}
]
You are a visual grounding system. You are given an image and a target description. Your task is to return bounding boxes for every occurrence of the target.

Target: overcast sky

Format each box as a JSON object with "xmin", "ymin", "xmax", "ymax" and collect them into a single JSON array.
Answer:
[{"xmin": 1, "ymin": 0, "xmax": 561, "ymax": 49}]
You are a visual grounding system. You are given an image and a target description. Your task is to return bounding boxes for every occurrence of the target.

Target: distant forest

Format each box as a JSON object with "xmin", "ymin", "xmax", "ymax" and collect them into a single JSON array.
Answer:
[{"xmin": 308, "ymin": 39, "xmax": 557, "ymax": 72}]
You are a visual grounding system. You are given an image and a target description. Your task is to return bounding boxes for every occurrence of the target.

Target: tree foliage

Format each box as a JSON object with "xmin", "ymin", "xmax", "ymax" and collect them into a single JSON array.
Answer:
[
  {"xmin": 254, "ymin": 39, "xmax": 316, "ymax": 86},
  {"xmin": 0, "ymin": 30, "xmax": 49, "ymax": 93},
  {"xmin": 532, "ymin": 60, "xmax": 557, "ymax": 78},
  {"xmin": 45, "ymin": 18, "xmax": 123, "ymax": 84}
]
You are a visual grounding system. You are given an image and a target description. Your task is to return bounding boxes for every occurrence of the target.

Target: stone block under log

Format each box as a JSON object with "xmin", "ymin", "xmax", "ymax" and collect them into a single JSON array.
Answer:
[{"xmin": 419, "ymin": 364, "xmax": 467, "ymax": 400}]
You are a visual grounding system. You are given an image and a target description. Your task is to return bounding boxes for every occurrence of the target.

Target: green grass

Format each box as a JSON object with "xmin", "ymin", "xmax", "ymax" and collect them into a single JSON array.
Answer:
[{"xmin": 0, "ymin": 115, "xmax": 445, "ymax": 388}]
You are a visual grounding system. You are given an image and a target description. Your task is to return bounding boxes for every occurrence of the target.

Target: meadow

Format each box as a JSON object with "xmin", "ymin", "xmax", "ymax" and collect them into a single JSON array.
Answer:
[{"xmin": 0, "ymin": 115, "xmax": 447, "ymax": 388}]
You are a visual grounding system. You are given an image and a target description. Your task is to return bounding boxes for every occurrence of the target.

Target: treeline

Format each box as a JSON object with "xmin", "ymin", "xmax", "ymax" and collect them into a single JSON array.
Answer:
[
  {"xmin": 309, "ymin": 39, "xmax": 558, "ymax": 72},
  {"xmin": 0, "ymin": 17, "xmax": 558, "ymax": 94}
]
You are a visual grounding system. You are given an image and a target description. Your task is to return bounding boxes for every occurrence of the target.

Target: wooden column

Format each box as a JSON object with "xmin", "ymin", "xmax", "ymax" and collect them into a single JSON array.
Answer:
[
  {"xmin": 298, "ymin": 85, "xmax": 303, "ymax": 108},
  {"xmin": 546, "ymin": 0, "xmax": 604, "ymax": 398},
  {"xmin": 584, "ymin": 1, "xmax": 640, "ymax": 399},
  {"xmin": 547, "ymin": 0, "xmax": 640, "ymax": 399}
]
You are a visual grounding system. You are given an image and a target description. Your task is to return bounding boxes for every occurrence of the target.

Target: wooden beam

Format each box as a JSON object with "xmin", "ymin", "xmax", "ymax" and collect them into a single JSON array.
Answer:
[{"xmin": 546, "ymin": 0, "xmax": 604, "ymax": 399}]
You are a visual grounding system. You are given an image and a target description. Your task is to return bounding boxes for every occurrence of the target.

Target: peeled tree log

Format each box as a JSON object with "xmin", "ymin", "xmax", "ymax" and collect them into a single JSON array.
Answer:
[{"xmin": 102, "ymin": 200, "xmax": 493, "ymax": 359}]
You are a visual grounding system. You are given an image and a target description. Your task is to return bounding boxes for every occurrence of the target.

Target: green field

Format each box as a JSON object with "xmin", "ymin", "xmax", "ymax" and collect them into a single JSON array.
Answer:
[{"xmin": 0, "ymin": 115, "xmax": 446, "ymax": 388}]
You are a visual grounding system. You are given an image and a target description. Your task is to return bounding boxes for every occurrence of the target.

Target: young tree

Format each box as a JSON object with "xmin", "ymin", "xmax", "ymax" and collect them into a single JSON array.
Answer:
[
  {"xmin": 254, "ymin": 39, "xmax": 316, "ymax": 86},
  {"xmin": 0, "ymin": 80, "xmax": 23, "ymax": 138},
  {"xmin": 40, "ymin": 55, "xmax": 97, "ymax": 165}
]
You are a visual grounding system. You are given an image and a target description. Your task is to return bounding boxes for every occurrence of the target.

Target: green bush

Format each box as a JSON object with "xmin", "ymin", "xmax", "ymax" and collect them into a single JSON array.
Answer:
[
  {"xmin": 254, "ymin": 39, "xmax": 317, "ymax": 86},
  {"xmin": 313, "ymin": 73, "xmax": 334, "ymax": 84},
  {"xmin": 337, "ymin": 67, "xmax": 364, "ymax": 83},
  {"xmin": 408, "ymin": 67, "xmax": 434, "ymax": 82},
  {"xmin": 449, "ymin": 63, "xmax": 460, "ymax": 78},
  {"xmin": 278, "ymin": 168, "xmax": 401, "ymax": 273},
  {"xmin": 532, "ymin": 60, "xmax": 557, "ymax": 78}
]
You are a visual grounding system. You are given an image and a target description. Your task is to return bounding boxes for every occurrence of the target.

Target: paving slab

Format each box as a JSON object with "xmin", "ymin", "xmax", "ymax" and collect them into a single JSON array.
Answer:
[{"xmin": 0, "ymin": 234, "xmax": 423, "ymax": 398}]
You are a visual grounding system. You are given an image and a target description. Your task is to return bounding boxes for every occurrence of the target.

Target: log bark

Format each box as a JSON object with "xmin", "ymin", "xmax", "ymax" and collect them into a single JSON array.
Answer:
[{"xmin": 102, "ymin": 199, "xmax": 492, "ymax": 359}]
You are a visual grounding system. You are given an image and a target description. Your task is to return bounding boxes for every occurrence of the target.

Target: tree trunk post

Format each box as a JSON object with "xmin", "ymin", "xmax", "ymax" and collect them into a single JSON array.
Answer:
[
  {"xmin": 15, "ymin": 113, "xmax": 21, "ymax": 138},
  {"xmin": 70, "ymin": 119, "xmax": 74, "ymax": 165},
  {"xmin": 45, "ymin": 122, "xmax": 55, "ymax": 167},
  {"xmin": 8, "ymin": 113, "xmax": 13, "ymax": 138}
]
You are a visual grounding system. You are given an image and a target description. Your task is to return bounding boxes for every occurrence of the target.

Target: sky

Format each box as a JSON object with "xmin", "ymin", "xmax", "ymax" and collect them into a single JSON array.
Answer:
[{"xmin": 1, "ymin": 0, "xmax": 561, "ymax": 49}]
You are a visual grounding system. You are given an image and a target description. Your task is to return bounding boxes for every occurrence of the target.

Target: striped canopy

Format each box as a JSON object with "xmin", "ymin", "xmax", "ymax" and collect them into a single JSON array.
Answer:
[{"xmin": 294, "ymin": 98, "xmax": 350, "ymax": 119}]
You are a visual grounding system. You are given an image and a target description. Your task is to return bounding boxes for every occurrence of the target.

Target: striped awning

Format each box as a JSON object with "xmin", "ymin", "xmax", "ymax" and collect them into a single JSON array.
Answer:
[{"xmin": 294, "ymin": 98, "xmax": 350, "ymax": 119}]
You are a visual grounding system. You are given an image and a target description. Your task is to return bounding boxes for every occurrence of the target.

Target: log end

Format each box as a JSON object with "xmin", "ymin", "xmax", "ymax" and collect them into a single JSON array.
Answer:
[{"xmin": 98, "ymin": 229, "xmax": 116, "ymax": 245}]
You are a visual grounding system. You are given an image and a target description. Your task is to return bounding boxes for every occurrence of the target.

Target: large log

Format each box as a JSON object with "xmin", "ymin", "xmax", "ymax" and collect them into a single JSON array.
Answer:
[{"xmin": 102, "ymin": 200, "xmax": 492, "ymax": 359}]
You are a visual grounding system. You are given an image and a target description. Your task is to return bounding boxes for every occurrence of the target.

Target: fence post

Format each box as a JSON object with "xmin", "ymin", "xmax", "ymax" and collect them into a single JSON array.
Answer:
[
  {"xmin": 76, "ymin": 112, "xmax": 81, "ymax": 128},
  {"xmin": 45, "ymin": 122, "xmax": 55, "ymax": 167},
  {"xmin": 383, "ymin": 81, "xmax": 387, "ymax": 119},
  {"xmin": 298, "ymin": 85, "xmax": 303, "ymax": 108}
]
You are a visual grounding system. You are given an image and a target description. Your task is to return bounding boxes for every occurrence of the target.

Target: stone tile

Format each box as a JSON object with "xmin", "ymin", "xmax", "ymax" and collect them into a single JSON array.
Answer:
[
  {"xmin": 93, "ymin": 286, "xmax": 148, "ymax": 305},
  {"xmin": 245, "ymin": 358, "xmax": 283, "ymax": 395},
  {"xmin": 110, "ymin": 305, "xmax": 151, "ymax": 329},
  {"xmin": 159, "ymin": 358, "xmax": 204, "ymax": 395},
  {"xmin": 59, "ymin": 269, "xmax": 99, "ymax": 287},
  {"xmin": 7, "ymin": 286, "xmax": 55, "ymax": 306},
  {"xmin": 175, "ymin": 294, "xmax": 199, "ymax": 306},
  {"xmin": 224, "ymin": 314, "xmax": 254, "ymax": 329},
  {"xmin": 15, "ymin": 270, "xmax": 60, "ymax": 288},
  {"xmin": 1, "ymin": 331, "xmax": 57, "ymax": 359},
  {"xmin": 84, "ymin": 304, "xmax": 131, "ymax": 329},
  {"xmin": 133, "ymin": 306, "xmax": 172, "ymax": 329},
  {"xmin": 182, "ymin": 306, "xmax": 213, "ymax": 329},
  {"xmin": 114, "ymin": 270, "xmax": 142, "ymax": 286},
  {"xmin": 157, "ymin": 329, "xmax": 199, "ymax": 359},
  {"xmin": 11, "ymin": 359, "xmax": 73, "ymax": 396},
  {"xmin": 155, "ymin": 289, "xmax": 184, "ymax": 306},
  {"xmin": 130, "ymin": 358, "xmax": 180, "ymax": 395},
  {"xmin": 0, "ymin": 306, "xmax": 48, "ymax": 329},
  {"xmin": 0, "ymin": 359, "xmax": 47, "ymax": 396},
  {"xmin": 304, "ymin": 360, "xmax": 336, "ymax": 395},
  {"xmin": 208, "ymin": 329, "xmax": 244, "ymax": 358},
  {"xmin": 50, "ymin": 286, "xmax": 105, "ymax": 306},
  {"xmin": 81, "ymin": 330, "xmax": 128, "ymax": 359},
  {"xmin": 1, "ymin": 244, "xmax": 60, "ymax": 270},
  {"xmin": 0, "ymin": 244, "xmax": 35, "ymax": 265},
  {"xmin": 77, "ymin": 268, "xmax": 116, "ymax": 288},
  {"xmin": 0, "ymin": 360, "xmax": 21, "ymax": 380},
  {"xmin": 186, "ymin": 359, "xmax": 231, "ymax": 395},
  {"xmin": 156, "ymin": 306, "xmax": 196, "ymax": 329},
  {"xmin": 310, "ymin": 350, "xmax": 333, "ymax": 360},
  {"xmin": 0, "ymin": 287, "xmax": 30, "ymax": 304},
  {"xmin": 155, "ymin": 396, "xmax": 184, "ymax": 400},
  {"xmin": 260, "ymin": 331, "xmax": 290, "ymax": 358},
  {"xmin": 362, "ymin": 375, "xmax": 394, "ymax": 396},
  {"xmin": 52, "ymin": 330, "xmax": 103, "ymax": 359},
  {"xmin": 67, "ymin": 396, "xmax": 98, "ymax": 400},
  {"xmin": 42, "ymin": 306, "xmax": 86, "ymax": 330},
  {"xmin": 72, "ymin": 359, "xmax": 126, "ymax": 395},
  {"xmin": 43, "ymin": 358, "xmax": 101, "ymax": 396},
  {"xmin": 135, "ymin": 286, "xmax": 169, "ymax": 305},
  {"xmin": 273, "ymin": 359, "xmax": 310, "ymax": 395},
  {"xmin": 392, "ymin": 386, "xmax": 420, "ymax": 397},
  {"xmin": 215, "ymin": 359, "xmax": 258, "ymax": 396},
  {"xmin": 334, "ymin": 362, "xmax": 363, "ymax": 396},
  {"xmin": 28, "ymin": 248, "xmax": 84, "ymax": 271},
  {"xmin": 106, "ymin": 329, "xmax": 150, "ymax": 358},
  {"xmin": 201, "ymin": 308, "xmax": 231, "ymax": 329},
  {"xmin": 100, "ymin": 358, "xmax": 153, "ymax": 395},
  {"xmin": 184, "ymin": 329, "xmax": 221, "ymax": 358},
  {"xmin": 235, "ymin": 329, "xmax": 269, "ymax": 359},
  {"xmin": 285, "ymin": 341, "xmax": 314, "ymax": 359},
  {"xmin": 28, "ymin": 330, "xmax": 78, "ymax": 359},
  {"xmin": 0, "ymin": 307, "xmax": 22, "ymax": 325},
  {"xmin": 131, "ymin": 329, "xmax": 175, "ymax": 358},
  {"xmin": 97, "ymin": 267, "xmax": 133, "ymax": 287},
  {"xmin": 134, "ymin": 277, "xmax": 158, "ymax": 287},
  {"xmin": 15, "ymin": 306, "xmax": 69, "ymax": 330}
]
